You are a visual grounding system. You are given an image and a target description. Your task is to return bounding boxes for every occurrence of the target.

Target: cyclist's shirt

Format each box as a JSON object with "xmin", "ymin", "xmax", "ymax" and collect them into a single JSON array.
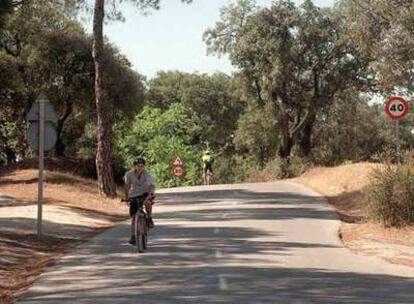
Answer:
[
  {"xmin": 202, "ymin": 154, "xmax": 212, "ymax": 164},
  {"xmin": 123, "ymin": 169, "xmax": 155, "ymax": 198}
]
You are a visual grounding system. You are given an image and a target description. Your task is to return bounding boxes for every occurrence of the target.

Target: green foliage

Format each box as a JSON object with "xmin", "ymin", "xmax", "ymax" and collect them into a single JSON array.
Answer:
[
  {"xmin": 205, "ymin": 0, "xmax": 370, "ymax": 159},
  {"xmin": 147, "ymin": 71, "xmax": 245, "ymax": 149},
  {"xmin": 144, "ymin": 136, "xmax": 199, "ymax": 187},
  {"xmin": 147, "ymin": 71, "xmax": 186, "ymax": 110},
  {"xmin": 341, "ymin": 0, "xmax": 414, "ymax": 89},
  {"xmin": 310, "ymin": 91, "xmax": 395, "ymax": 165},
  {"xmin": 114, "ymin": 104, "xmax": 201, "ymax": 187},
  {"xmin": 0, "ymin": 0, "xmax": 145, "ymax": 160},
  {"xmin": 259, "ymin": 153, "xmax": 308, "ymax": 180},
  {"xmin": 213, "ymin": 154, "xmax": 259, "ymax": 184},
  {"xmin": 234, "ymin": 102, "xmax": 278, "ymax": 168},
  {"xmin": 0, "ymin": 52, "xmax": 27, "ymax": 163},
  {"xmin": 367, "ymin": 151, "xmax": 414, "ymax": 227}
]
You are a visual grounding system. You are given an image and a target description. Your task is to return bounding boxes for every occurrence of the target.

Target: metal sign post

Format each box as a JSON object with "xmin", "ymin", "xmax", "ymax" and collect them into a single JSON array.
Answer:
[
  {"xmin": 385, "ymin": 96, "xmax": 409, "ymax": 164},
  {"xmin": 26, "ymin": 93, "xmax": 58, "ymax": 239},
  {"xmin": 396, "ymin": 120, "xmax": 401, "ymax": 164},
  {"xmin": 37, "ymin": 98, "xmax": 45, "ymax": 238}
]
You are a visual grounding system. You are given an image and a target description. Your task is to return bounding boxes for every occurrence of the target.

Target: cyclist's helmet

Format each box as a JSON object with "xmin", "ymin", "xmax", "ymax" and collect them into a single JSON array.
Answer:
[{"xmin": 133, "ymin": 157, "xmax": 146, "ymax": 166}]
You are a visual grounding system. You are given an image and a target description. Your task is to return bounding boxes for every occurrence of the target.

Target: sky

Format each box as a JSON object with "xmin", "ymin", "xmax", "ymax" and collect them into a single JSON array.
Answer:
[{"xmin": 83, "ymin": 0, "xmax": 335, "ymax": 79}]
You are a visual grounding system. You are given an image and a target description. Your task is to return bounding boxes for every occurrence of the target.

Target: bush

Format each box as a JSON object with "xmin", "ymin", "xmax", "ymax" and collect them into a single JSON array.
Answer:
[
  {"xmin": 367, "ymin": 151, "xmax": 414, "ymax": 227},
  {"xmin": 213, "ymin": 154, "xmax": 259, "ymax": 184},
  {"xmin": 261, "ymin": 154, "xmax": 308, "ymax": 179}
]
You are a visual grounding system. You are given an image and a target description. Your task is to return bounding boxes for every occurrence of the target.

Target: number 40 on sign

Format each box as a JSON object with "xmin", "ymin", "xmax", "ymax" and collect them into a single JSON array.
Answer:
[{"xmin": 385, "ymin": 96, "xmax": 409, "ymax": 120}]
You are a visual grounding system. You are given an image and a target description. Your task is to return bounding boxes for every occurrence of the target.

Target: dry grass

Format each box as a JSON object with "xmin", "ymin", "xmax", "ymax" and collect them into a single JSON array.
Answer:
[
  {"xmin": 0, "ymin": 163, "xmax": 128, "ymax": 303},
  {"xmin": 295, "ymin": 162, "xmax": 414, "ymax": 268},
  {"xmin": 0, "ymin": 169, "xmax": 125, "ymax": 216}
]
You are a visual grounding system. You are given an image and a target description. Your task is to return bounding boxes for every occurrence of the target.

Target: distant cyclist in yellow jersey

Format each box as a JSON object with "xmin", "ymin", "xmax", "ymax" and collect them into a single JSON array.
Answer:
[{"xmin": 201, "ymin": 150, "xmax": 213, "ymax": 185}]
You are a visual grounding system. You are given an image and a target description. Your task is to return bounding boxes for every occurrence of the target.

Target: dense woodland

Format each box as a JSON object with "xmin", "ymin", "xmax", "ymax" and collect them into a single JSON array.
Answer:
[{"xmin": 1, "ymin": 0, "xmax": 413, "ymax": 189}]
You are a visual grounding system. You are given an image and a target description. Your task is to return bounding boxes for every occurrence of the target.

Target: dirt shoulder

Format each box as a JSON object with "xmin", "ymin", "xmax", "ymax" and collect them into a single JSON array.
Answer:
[
  {"xmin": 294, "ymin": 162, "xmax": 414, "ymax": 268},
  {"xmin": 0, "ymin": 168, "xmax": 128, "ymax": 303}
]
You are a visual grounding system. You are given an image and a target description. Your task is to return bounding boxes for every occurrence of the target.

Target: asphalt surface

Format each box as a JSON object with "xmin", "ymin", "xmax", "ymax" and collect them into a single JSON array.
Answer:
[{"xmin": 18, "ymin": 181, "xmax": 414, "ymax": 303}]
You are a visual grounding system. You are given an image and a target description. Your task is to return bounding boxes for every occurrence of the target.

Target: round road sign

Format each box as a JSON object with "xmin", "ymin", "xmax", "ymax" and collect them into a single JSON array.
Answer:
[
  {"xmin": 172, "ymin": 156, "xmax": 186, "ymax": 179},
  {"xmin": 385, "ymin": 96, "xmax": 409, "ymax": 120}
]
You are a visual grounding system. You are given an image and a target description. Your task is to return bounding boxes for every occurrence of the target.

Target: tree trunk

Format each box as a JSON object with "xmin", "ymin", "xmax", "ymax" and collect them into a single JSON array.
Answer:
[
  {"xmin": 5, "ymin": 146, "xmax": 16, "ymax": 164},
  {"xmin": 55, "ymin": 100, "xmax": 73, "ymax": 156},
  {"xmin": 299, "ymin": 111, "xmax": 316, "ymax": 157},
  {"xmin": 278, "ymin": 135, "xmax": 293, "ymax": 159},
  {"xmin": 277, "ymin": 102, "xmax": 294, "ymax": 159},
  {"xmin": 92, "ymin": 0, "xmax": 116, "ymax": 197},
  {"xmin": 55, "ymin": 121, "xmax": 65, "ymax": 156}
]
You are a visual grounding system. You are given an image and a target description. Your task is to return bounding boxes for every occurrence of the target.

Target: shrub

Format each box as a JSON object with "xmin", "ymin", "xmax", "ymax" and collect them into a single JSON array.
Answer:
[
  {"xmin": 262, "ymin": 154, "xmax": 308, "ymax": 179},
  {"xmin": 367, "ymin": 151, "xmax": 414, "ymax": 227}
]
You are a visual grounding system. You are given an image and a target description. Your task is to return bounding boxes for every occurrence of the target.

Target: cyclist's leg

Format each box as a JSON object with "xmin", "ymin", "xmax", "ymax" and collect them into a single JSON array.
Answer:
[
  {"xmin": 144, "ymin": 199, "xmax": 154, "ymax": 228},
  {"xmin": 144, "ymin": 199, "xmax": 152, "ymax": 217},
  {"xmin": 206, "ymin": 162, "xmax": 213, "ymax": 175},
  {"xmin": 130, "ymin": 216, "xmax": 135, "ymax": 241},
  {"xmin": 203, "ymin": 165, "xmax": 208, "ymax": 185}
]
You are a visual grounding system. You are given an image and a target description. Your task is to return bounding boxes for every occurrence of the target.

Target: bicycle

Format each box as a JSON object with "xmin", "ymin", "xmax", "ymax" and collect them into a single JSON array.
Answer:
[{"xmin": 122, "ymin": 196, "xmax": 153, "ymax": 253}]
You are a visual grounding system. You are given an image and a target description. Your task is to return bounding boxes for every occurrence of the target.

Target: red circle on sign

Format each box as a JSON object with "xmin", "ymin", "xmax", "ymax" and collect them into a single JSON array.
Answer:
[{"xmin": 385, "ymin": 96, "xmax": 409, "ymax": 120}]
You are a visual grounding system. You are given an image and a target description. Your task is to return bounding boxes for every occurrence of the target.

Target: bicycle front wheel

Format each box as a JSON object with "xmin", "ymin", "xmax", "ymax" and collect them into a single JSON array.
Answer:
[{"xmin": 136, "ymin": 213, "xmax": 144, "ymax": 253}]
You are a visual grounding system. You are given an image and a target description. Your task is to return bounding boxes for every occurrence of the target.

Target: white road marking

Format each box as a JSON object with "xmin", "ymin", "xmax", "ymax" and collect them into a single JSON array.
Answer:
[
  {"xmin": 219, "ymin": 275, "xmax": 228, "ymax": 290},
  {"xmin": 215, "ymin": 249, "xmax": 223, "ymax": 258}
]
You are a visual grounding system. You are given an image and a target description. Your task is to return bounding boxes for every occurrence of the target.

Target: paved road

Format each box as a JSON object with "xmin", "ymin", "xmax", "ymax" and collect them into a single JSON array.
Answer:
[{"xmin": 18, "ymin": 181, "xmax": 414, "ymax": 303}]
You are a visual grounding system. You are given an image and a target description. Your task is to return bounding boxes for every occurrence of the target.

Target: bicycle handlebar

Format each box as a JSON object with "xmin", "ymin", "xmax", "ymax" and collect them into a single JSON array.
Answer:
[{"xmin": 121, "ymin": 195, "xmax": 156, "ymax": 204}]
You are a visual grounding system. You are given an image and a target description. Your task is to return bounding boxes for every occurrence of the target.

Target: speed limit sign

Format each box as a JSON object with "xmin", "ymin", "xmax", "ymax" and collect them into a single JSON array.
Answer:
[{"xmin": 385, "ymin": 96, "xmax": 409, "ymax": 120}]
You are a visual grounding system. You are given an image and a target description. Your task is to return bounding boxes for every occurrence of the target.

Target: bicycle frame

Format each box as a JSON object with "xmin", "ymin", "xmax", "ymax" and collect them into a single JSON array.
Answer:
[{"xmin": 124, "ymin": 197, "xmax": 149, "ymax": 253}]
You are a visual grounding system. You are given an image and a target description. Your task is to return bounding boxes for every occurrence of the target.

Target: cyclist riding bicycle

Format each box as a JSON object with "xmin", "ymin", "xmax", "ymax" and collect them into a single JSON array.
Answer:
[
  {"xmin": 201, "ymin": 150, "xmax": 214, "ymax": 185},
  {"xmin": 123, "ymin": 157, "xmax": 156, "ymax": 245}
]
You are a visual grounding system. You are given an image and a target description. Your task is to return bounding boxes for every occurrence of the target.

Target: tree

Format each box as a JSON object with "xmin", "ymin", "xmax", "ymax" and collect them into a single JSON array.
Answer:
[
  {"xmin": 0, "ymin": 52, "xmax": 26, "ymax": 164},
  {"xmin": 147, "ymin": 70, "xmax": 187, "ymax": 110},
  {"xmin": 205, "ymin": 0, "xmax": 369, "ymax": 161},
  {"xmin": 115, "ymin": 104, "xmax": 201, "ymax": 187},
  {"xmin": 147, "ymin": 71, "xmax": 245, "ymax": 150},
  {"xmin": 87, "ymin": 0, "xmax": 192, "ymax": 197},
  {"xmin": 30, "ymin": 31, "xmax": 145, "ymax": 156},
  {"xmin": 0, "ymin": 0, "xmax": 145, "ymax": 164},
  {"xmin": 310, "ymin": 90, "xmax": 395, "ymax": 165},
  {"xmin": 341, "ymin": 0, "xmax": 414, "ymax": 90},
  {"xmin": 234, "ymin": 102, "xmax": 279, "ymax": 168}
]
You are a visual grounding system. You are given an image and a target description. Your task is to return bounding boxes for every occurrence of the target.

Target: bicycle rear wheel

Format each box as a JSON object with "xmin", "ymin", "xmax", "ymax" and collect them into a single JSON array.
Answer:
[{"xmin": 142, "ymin": 215, "xmax": 148, "ymax": 249}]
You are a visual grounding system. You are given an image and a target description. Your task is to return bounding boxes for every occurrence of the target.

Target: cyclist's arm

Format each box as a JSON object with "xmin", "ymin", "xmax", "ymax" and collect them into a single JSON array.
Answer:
[
  {"xmin": 124, "ymin": 182, "xmax": 130, "ymax": 200},
  {"xmin": 123, "ymin": 173, "xmax": 130, "ymax": 200},
  {"xmin": 148, "ymin": 185, "xmax": 155, "ymax": 198},
  {"xmin": 143, "ymin": 171, "xmax": 156, "ymax": 198}
]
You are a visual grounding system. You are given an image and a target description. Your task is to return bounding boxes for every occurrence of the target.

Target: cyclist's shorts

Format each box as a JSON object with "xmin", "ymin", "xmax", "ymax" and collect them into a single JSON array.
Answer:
[
  {"xmin": 129, "ymin": 192, "xmax": 149, "ymax": 216},
  {"xmin": 203, "ymin": 162, "xmax": 213, "ymax": 174}
]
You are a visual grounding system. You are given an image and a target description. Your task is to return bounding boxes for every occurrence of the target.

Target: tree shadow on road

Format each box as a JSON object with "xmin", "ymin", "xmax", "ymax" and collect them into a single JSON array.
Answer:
[
  {"xmin": 156, "ymin": 206, "xmax": 337, "ymax": 222},
  {"xmin": 17, "ymin": 222, "xmax": 414, "ymax": 304},
  {"xmin": 156, "ymin": 189, "xmax": 324, "ymax": 206}
]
